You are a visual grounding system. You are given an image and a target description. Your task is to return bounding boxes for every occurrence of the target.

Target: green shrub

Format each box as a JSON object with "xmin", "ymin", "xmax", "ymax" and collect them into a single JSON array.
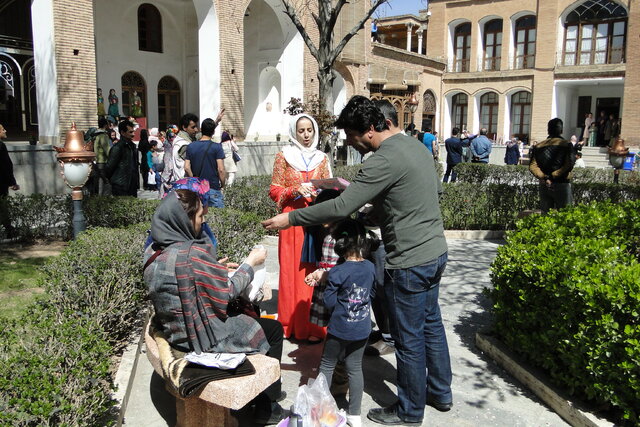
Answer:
[
  {"xmin": 208, "ymin": 208, "xmax": 266, "ymax": 261},
  {"xmin": 0, "ymin": 310, "xmax": 114, "ymax": 426},
  {"xmin": 489, "ymin": 200, "xmax": 640, "ymax": 424},
  {"xmin": 0, "ymin": 194, "xmax": 72, "ymax": 241},
  {"xmin": 455, "ymin": 163, "xmax": 640, "ymax": 186},
  {"xmin": 84, "ymin": 195, "xmax": 159, "ymax": 228},
  {"xmin": 41, "ymin": 224, "xmax": 149, "ymax": 352}
]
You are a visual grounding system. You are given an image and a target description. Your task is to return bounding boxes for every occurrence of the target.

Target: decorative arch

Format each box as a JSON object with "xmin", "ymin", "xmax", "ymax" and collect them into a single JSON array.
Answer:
[
  {"xmin": 421, "ymin": 89, "xmax": 437, "ymax": 132},
  {"xmin": 121, "ymin": 71, "xmax": 147, "ymax": 117},
  {"xmin": 447, "ymin": 19, "xmax": 472, "ymax": 72},
  {"xmin": 157, "ymin": 76, "xmax": 180, "ymax": 130},
  {"xmin": 138, "ymin": 3, "xmax": 163, "ymax": 53}
]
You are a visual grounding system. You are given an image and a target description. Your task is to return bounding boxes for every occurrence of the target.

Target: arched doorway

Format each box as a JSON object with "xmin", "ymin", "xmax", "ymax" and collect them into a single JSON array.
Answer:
[
  {"xmin": 422, "ymin": 90, "xmax": 436, "ymax": 131},
  {"xmin": 157, "ymin": 75, "xmax": 180, "ymax": 130},
  {"xmin": 121, "ymin": 71, "xmax": 146, "ymax": 118}
]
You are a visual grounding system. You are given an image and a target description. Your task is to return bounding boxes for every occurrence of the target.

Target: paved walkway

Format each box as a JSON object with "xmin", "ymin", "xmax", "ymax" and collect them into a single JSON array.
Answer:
[{"xmin": 124, "ymin": 236, "xmax": 567, "ymax": 426}]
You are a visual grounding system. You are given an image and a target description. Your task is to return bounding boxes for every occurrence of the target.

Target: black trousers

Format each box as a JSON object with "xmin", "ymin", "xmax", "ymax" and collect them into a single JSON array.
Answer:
[{"xmin": 255, "ymin": 317, "xmax": 283, "ymax": 402}]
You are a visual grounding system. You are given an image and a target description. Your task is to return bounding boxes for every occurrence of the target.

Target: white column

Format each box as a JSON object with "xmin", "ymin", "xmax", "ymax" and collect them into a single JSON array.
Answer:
[
  {"xmin": 406, "ymin": 24, "xmax": 413, "ymax": 52},
  {"xmin": 31, "ymin": 0, "xmax": 59, "ymax": 144},
  {"xmin": 417, "ymin": 29, "xmax": 424, "ymax": 55},
  {"xmin": 194, "ymin": 0, "xmax": 220, "ymax": 133}
]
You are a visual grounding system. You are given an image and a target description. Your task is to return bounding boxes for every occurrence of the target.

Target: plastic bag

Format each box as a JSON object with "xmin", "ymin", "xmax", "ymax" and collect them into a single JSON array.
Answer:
[
  {"xmin": 147, "ymin": 170, "xmax": 156, "ymax": 185},
  {"xmin": 290, "ymin": 373, "xmax": 346, "ymax": 427}
]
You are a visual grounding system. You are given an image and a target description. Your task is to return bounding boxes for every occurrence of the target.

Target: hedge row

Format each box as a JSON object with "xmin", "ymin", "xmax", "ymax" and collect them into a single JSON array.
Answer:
[
  {"xmin": 489, "ymin": 200, "xmax": 640, "ymax": 424},
  {"xmin": 454, "ymin": 163, "xmax": 640, "ymax": 186}
]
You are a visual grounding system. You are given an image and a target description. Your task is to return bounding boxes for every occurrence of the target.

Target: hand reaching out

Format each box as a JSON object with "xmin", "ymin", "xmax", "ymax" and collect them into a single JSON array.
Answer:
[{"xmin": 304, "ymin": 269, "xmax": 327, "ymax": 287}]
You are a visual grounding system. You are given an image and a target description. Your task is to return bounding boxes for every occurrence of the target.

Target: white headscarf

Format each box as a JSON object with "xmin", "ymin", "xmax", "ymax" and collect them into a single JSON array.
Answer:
[{"xmin": 282, "ymin": 114, "xmax": 326, "ymax": 172}]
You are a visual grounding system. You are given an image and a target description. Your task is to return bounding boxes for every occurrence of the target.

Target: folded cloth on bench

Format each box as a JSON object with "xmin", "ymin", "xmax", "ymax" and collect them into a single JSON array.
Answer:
[
  {"xmin": 185, "ymin": 352, "xmax": 246, "ymax": 369},
  {"xmin": 151, "ymin": 323, "xmax": 256, "ymax": 398}
]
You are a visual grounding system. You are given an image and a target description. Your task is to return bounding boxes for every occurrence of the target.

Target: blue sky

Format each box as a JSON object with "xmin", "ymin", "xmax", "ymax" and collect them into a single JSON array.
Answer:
[{"xmin": 376, "ymin": 0, "xmax": 427, "ymax": 18}]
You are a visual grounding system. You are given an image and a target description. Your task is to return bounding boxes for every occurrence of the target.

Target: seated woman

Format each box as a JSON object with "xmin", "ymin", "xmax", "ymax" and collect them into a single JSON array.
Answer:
[{"xmin": 143, "ymin": 180, "xmax": 284, "ymax": 424}]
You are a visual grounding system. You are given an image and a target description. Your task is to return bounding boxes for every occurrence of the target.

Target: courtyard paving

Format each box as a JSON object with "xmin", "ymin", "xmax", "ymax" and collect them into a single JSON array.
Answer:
[{"xmin": 124, "ymin": 236, "xmax": 568, "ymax": 427}]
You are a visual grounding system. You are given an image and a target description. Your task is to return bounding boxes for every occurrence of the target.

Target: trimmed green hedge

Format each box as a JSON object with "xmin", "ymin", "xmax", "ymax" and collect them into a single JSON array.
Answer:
[
  {"xmin": 454, "ymin": 162, "xmax": 640, "ymax": 186},
  {"xmin": 489, "ymin": 200, "xmax": 640, "ymax": 424}
]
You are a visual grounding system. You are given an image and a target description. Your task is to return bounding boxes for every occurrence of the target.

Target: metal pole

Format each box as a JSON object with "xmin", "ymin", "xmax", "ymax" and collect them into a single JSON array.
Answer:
[{"xmin": 71, "ymin": 188, "xmax": 86, "ymax": 239}]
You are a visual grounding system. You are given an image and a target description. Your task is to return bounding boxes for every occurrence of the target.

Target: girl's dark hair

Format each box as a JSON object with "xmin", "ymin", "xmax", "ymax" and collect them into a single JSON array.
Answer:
[
  {"xmin": 331, "ymin": 218, "xmax": 375, "ymax": 259},
  {"xmin": 175, "ymin": 189, "xmax": 201, "ymax": 221}
]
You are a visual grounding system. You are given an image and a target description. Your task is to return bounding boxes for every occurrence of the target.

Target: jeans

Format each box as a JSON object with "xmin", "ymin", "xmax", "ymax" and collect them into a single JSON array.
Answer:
[
  {"xmin": 443, "ymin": 164, "xmax": 457, "ymax": 183},
  {"xmin": 319, "ymin": 334, "xmax": 367, "ymax": 415},
  {"xmin": 207, "ymin": 189, "xmax": 224, "ymax": 208},
  {"xmin": 539, "ymin": 182, "xmax": 572, "ymax": 214},
  {"xmin": 384, "ymin": 252, "xmax": 452, "ymax": 422}
]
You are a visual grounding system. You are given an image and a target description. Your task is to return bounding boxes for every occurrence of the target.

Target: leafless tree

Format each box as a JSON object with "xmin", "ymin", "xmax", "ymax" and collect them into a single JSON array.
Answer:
[{"xmin": 280, "ymin": 0, "xmax": 388, "ymax": 114}]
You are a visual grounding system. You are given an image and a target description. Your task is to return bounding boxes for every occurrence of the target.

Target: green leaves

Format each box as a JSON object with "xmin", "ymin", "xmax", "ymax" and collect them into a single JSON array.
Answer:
[{"xmin": 489, "ymin": 200, "xmax": 640, "ymax": 424}]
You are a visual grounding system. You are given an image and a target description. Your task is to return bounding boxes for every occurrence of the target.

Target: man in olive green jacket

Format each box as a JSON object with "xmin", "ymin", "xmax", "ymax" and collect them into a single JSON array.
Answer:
[{"xmin": 93, "ymin": 117, "xmax": 111, "ymax": 195}]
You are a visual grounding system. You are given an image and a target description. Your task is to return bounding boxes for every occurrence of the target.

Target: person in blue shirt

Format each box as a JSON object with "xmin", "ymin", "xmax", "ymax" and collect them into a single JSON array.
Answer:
[
  {"xmin": 470, "ymin": 128, "xmax": 493, "ymax": 163},
  {"xmin": 184, "ymin": 118, "xmax": 226, "ymax": 208},
  {"xmin": 422, "ymin": 128, "xmax": 437, "ymax": 156},
  {"xmin": 319, "ymin": 218, "xmax": 377, "ymax": 427}
]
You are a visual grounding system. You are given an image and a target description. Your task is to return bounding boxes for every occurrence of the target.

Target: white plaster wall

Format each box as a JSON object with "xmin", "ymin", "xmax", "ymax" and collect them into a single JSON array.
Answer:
[
  {"xmin": 244, "ymin": 0, "xmax": 303, "ymax": 138},
  {"xmin": 332, "ymin": 72, "xmax": 346, "ymax": 115},
  {"xmin": 93, "ymin": 0, "xmax": 198, "ymax": 128},
  {"xmin": 31, "ymin": 0, "xmax": 59, "ymax": 143},
  {"xmin": 194, "ymin": 0, "xmax": 219, "ymax": 125}
]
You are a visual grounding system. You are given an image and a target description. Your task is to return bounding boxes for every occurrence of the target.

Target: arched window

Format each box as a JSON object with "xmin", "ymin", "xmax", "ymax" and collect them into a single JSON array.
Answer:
[
  {"xmin": 0, "ymin": 58, "xmax": 19, "ymax": 132},
  {"xmin": 454, "ymin": 23, "xmax": 471, "ymax": 72},
  {"xmin": 480, "ymin": 92, "xmax": 499, "ymax": 138},
  {"xmin": 138, "ymin": 4, "xmax": 162, "ymax": 53},
  {"xmin": 563, "ymin": 0, "xmax": 627, "ymax": 66},
  {"xmin": 157, "ymin": 76, "xmax": 181, "ymax": 131},
  {"xmin": 451, "ymin": 93, "xmax": 468, "ymax": 131},
  {"xmin": 422, "ymin": 90, "xmax": 437, "ymax": 132},
  {"xmin": 511, "ymin": 91, "xmax": 532, "ymax": 141},
  {"xmin": 514, "ymin": 15, "xmax": 536, "ymax": 69},
  {"xmin": 121, "ymin": 71, "xmax": 146, "ymax": 117},
  {"xmin": 484, "ymin": 19, "xmax": 503, "ymax": 71}
]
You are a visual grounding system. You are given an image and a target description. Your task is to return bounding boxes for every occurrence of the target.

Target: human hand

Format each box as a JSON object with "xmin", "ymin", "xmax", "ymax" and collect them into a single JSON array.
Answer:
[
  {"xmin": 296, "ymin": 183, "xmax": 315, "ymax": 198},
  {"xmin": 245, "ymin": 246, "xmax": 267, "ymax": 267},
  {"xmin": 304, "ymin": 270, "xmax": 323, "ymax": 287},
  {"xmin": 216, "ymin": 108, "xmax": 226, "ymax": 124},
  {"xmin": 262, "ymin": 212, "xmax": 291, "ymax": 230},
  {"xmin": 218, "ymin": 257, "xmax": 240, "ymax": 270}
]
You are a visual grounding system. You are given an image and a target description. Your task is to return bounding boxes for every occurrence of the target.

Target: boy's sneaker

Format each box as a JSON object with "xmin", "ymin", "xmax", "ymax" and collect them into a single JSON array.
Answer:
[{"xmin": 347, "ymin": 414, "xmax": 362, "ymax": 427}]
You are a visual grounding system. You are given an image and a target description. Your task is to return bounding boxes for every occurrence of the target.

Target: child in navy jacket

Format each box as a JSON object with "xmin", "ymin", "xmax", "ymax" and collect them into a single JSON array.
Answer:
[{"xmin": 319, "ymin": 219, "xmax": 377, "ymax": 427}]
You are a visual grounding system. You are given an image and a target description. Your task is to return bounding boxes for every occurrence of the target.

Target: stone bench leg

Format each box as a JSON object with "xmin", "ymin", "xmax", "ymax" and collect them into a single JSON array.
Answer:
[{"xmin": 175, "ymin": 395, "xmax": 238, "ymax": 427}]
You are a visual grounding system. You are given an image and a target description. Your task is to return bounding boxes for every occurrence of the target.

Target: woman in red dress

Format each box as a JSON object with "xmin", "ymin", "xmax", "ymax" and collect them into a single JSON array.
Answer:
[{"xmin": 269, "ymin": 114, "xmax": 332, "ymax": 341}]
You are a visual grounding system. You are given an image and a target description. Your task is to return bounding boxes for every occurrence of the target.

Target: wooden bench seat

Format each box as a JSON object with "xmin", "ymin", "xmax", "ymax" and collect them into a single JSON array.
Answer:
[{"xmin": 144, "ymin": 323, "xmax": 281, "ymax": 427}]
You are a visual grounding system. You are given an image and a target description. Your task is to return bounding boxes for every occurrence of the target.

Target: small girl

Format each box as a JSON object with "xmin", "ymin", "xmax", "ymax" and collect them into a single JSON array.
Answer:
[{"xmin": 317, "ymin": 219, "xmax": 376, "ymax": 427}]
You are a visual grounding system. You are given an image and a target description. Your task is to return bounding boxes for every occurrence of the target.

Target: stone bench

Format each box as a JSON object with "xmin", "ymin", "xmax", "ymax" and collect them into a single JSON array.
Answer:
[{"xmin": 144, "ymin": 323, "xmax": 281, "ymax": 427}]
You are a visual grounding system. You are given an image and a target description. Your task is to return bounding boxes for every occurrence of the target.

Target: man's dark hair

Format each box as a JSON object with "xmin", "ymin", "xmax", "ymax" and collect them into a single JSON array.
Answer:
[
  {"xmin": 373, "ymin": 99, "xmax": 398, "ymax": 128},
  {"xmin": 118, "ymin": 120, "xmax": 134, "ymax": 134},
  {"xmin": 201, "ymin": 118, "xmax": 216, "ymax": 137},
  {"xmin": 180, "ymin": 113, "xmax": 199, "ymax": 130},
  {"xmin": 451, "ymin": 127, "xmax": 460, "ymax": 136},
  {"xmin": 425, "ymin": 127, "xmax": 432, "ymax": 133},
  {"xmin": 547, "ymin": 118, "xmax": 563, "ymax": 137},
  {"xmin": 335, "ymin": 95, "xmax": 388, "ymax": 133},
  {"xmin": 98, "ymin": 117, "xmax": 108, "ymax": 129}
]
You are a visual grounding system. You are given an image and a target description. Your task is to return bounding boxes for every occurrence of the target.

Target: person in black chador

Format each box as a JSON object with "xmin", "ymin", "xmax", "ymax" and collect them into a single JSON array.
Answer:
[{"xmin": 0, "ymin": 124, "xmax": 20, "ymax": 236}]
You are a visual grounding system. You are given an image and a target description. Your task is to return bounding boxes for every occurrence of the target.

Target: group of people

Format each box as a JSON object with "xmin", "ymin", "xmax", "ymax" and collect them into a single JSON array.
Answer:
[
  {"xmin": 144, "ymin": 96, "xmax": 453, "ymax": 426},
  {"xmin": 90, "ymin": 111, "xmax": 241, "ymax": 205},
  {"xmin": 582, "ymin": 111, "xmax": 621, "ymax": 147}
]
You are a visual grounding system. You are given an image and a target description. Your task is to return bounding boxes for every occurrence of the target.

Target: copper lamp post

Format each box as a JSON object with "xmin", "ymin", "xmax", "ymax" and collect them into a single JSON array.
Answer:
[
  {"xmin": 55, "ymin": 123, "xmax": 95, "ymax": 238},
  {"xmin": 408, "ymin": 92, "xmax": 419, "ymax": 131}
]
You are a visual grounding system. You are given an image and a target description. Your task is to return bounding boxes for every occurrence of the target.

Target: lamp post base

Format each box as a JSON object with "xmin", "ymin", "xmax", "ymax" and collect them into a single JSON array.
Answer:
[{"xmin": 71, "ymin": 187, "xmax": 86, "ymax": 239}]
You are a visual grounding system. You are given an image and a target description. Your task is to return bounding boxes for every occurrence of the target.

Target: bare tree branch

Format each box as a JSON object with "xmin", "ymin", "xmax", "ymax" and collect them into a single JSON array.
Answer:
[
  {"xmin": 280, "ymin": 0, "xmax": 320, "ymax": 59},
  {"xmin": 329, "ymin": 0, "xmax": 388, "ymax": 65},
  {"xmin": 328, "ymin": 0, "xmax": 349, "ymax": 33}
]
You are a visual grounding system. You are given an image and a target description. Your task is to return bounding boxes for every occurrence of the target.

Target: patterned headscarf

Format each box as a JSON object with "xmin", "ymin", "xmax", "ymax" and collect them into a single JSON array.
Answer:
[{"xmin": 163, "ymin": 177, "xmax": 211, "ymax": 207}]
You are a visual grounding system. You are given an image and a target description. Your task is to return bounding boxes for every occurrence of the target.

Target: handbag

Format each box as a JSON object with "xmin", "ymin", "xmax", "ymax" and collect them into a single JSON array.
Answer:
[{"xmin": 232, "ymin": 150, "xmax": 241, "ymax": 163}]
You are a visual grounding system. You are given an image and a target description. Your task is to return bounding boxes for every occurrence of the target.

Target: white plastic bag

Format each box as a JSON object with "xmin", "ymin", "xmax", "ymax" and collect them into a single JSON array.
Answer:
[
  {"xmin": 147, "ymin": 170, "xmax": 156, "ymax": 185},
  {"xmin": 292, "ymin": 373, "xmax": 346, "ymax": 427}
]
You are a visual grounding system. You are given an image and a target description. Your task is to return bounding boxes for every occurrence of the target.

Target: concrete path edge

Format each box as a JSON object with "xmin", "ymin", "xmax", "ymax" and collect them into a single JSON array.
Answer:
[{"xmin": 475, "ymin": 333, "xmax": 614, "ymax": 427}]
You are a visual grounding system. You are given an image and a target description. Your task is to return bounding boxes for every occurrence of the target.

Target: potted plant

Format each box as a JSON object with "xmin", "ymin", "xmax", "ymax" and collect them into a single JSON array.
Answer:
[{"xmin": 276, "ymin": 133, "xmax": 281, "ymax": 142}]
